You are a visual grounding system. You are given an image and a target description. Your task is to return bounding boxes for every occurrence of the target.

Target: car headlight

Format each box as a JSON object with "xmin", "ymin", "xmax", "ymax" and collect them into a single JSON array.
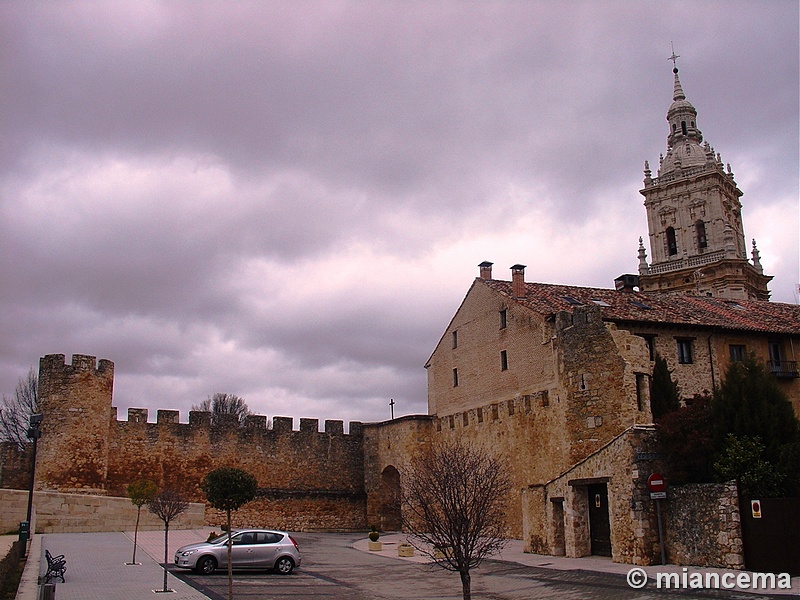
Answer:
[{"xmin": 180, "ymin": 549, "xmax": 199, "ymax": 557}]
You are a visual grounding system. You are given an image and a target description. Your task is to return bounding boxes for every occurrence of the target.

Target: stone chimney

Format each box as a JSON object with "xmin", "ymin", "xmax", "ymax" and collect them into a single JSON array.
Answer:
[
  {"xmin": 479, "ymin": 261, "xmax": 493, "ymax": 279},
  {"xmin": 614, "ymin": 274, "xmax": 639, "ymax": 292},
  {"xmin": 511, "ymin": 264, "xmax": 526, "ymax": 298}
]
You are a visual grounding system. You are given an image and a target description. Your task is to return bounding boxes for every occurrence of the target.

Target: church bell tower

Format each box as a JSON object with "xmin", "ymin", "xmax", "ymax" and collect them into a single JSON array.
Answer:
[{"xmin": 637, "ymin": 54, "xmax": 772, "ymax": 300}]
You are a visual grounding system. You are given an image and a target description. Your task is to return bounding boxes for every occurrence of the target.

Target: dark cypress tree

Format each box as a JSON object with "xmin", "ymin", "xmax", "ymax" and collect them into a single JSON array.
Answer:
[
  {"xmin": 711, "ymin": 353, "xmax": 800, "ymax": 497},
  {"xmin": 650, "ymin": 353, "xmax": 681, "ymax": 419}
]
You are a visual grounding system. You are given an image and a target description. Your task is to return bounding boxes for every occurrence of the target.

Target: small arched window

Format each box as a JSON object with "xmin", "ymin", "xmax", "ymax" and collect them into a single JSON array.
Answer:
[
  {"xmin": 696, "ymin": 220, "xmax": 708, "ymax": 249},
  {"xmin": 672, "ymin": 123, "xmax": 677, "ymax": 132},
  {"xmin": 666, "ymin": 227, "xmax": 678, "ymax": 256},
  {"xmin": 681, "ymin": 120, "xmax": 688, "ymax": 136}
]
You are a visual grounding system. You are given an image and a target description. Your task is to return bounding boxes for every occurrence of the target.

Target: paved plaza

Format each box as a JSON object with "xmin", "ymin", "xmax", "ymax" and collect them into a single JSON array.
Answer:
[{"xmin": 7, "ymin": 530, "xmax": 799, "ymax": 599}]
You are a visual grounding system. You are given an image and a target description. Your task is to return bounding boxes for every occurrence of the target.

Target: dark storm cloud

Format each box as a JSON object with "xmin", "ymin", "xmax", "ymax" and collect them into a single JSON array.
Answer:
[{"xmin": 1, "ymin": 1, "xmax": 797, "ymax": 423}]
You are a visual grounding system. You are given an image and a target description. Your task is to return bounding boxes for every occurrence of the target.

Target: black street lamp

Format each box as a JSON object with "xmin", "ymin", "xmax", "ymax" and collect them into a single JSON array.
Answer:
[{"xmin": 21, "ymin": 413, "xmax": 42, "ymax": 554}]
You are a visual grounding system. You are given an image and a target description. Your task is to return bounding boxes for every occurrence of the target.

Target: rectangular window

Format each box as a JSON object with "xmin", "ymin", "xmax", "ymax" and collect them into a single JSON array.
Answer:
[
  {"xmin": 729, "ymin": 344, "xmax": 745, "ymax": 362},
  {"xmin": 635, "ymin": 373, "xmax": 648, "ymax": 411},
  {"xmin": 452, "ymin": 368, "xmax": 459, "ymax": 387},
  {"xmin": 452, "ymin": 330, "xmax": 458, "ymax": 349},
  {"xmin": 639, "ymin": 335, "xmax": 656, "ymax": 361},
  {"xmin": 677, "ymin": 339, "xmax": 693, "ymax": 364},
  {"xmin": 500, "ymin": 350, "xmax": 508, "ymax": 371},
  {"xmin": 500, "ymin": 309, "xmax": 507, "ymax": 329},
  {"xmin": 477, "ymin": 407, "xmax": 483, "ymax": 423}
]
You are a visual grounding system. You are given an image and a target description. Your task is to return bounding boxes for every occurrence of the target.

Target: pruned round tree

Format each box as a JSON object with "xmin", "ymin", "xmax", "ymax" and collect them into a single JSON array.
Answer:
[
  {"xmin": 126, "ymin": 478, "xmax": 158, "ymax": 565},
  {"xmin": 201, "ymin": 467, "xmax": 258, "ymax": 600},
  {"xmin": 402, "ymin": 440, "xmax": 511, "ymax": 600}
]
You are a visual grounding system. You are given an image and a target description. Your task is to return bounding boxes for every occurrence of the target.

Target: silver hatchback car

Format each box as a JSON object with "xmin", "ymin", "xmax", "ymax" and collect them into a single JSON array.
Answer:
[{"xmin": 174, "ymin": 529, "xmax": 302, "ymax": 575}]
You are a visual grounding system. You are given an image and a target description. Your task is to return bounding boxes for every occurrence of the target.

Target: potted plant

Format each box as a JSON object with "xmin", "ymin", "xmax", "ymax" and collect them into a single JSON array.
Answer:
[
  {"xmin": 397, "ymin": 541, "xmax": 414, "ymax": 557},
  {"xmin": 368, "ymin": 525, "xmax": 382, "ymax": 551}
]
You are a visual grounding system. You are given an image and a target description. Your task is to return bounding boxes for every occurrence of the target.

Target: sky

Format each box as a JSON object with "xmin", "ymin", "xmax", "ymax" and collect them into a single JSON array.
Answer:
[{"xmin": 2, "ymin": 1, "xmax": 798, "ymax": 427}]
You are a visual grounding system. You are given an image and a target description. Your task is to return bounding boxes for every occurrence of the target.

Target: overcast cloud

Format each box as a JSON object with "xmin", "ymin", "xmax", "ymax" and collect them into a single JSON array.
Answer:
[{"xmin": 2, "ymin": 1, "xmax": 798, "ymax": 426}]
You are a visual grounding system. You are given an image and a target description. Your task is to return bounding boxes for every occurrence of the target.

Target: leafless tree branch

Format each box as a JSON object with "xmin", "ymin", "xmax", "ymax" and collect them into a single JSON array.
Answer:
[{"xmin": 402, "ymin": 439, "xmax": 511, "ymax": 600}]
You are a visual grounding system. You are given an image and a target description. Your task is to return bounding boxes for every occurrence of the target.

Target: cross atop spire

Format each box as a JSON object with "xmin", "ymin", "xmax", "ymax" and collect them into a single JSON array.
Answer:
[{"xmin": 669, "ymin": 42, "xmax": 680, "ymax": 72}]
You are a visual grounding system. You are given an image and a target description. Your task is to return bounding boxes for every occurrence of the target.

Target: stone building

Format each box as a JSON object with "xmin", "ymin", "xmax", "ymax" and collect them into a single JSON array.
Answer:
[
  {"xmin": 4, "ymin": 62, "xmax": 799, "ymax": 568},
  {"xmin": 416, "ymin": 61, "xmax": 799, "ymax": 564}
]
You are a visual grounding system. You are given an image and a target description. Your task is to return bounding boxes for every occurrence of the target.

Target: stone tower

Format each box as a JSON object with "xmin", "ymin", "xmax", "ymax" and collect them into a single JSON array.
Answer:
[
  {"xmin": 637, "ymin": 57, "xmax": 772, "ymax": 300},
  {"xmin": 36, "ymin": 354, "xmax": 114, "ymax": 492}
]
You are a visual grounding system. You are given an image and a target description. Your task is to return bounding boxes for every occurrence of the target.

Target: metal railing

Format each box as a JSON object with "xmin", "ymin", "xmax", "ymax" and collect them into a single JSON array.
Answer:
[{"xmin": 767, "ymin": 360, "xmax": 799, "ymax": 379}]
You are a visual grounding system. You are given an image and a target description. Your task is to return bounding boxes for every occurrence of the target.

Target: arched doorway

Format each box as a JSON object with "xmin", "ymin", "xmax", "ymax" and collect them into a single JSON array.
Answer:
[{"xmin": 380, "ymin": 465, "xmax": 402, "ymax": 531}]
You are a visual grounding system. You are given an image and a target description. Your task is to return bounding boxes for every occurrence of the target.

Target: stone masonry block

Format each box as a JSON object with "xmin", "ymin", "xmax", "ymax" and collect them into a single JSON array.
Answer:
[
  {"xmin": 300, "ymin": 418, "xmax": 319, "ymax": 433},
  {"xmin": 272, "ymin": 416, "xmax": 293, "ymax": 432},
  {"xmin": 325, "ymin": 420, "xmax": 344, "ymax": 435}
]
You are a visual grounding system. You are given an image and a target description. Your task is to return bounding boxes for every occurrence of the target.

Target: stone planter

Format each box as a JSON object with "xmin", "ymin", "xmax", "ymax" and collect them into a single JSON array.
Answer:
[
  {"xmin": 368, "ymin": 540, "xmax": 383, "ymax": 551},
  {"xmin": 397, "ymin": 544, "xmax": 414, "ymax": 557}
]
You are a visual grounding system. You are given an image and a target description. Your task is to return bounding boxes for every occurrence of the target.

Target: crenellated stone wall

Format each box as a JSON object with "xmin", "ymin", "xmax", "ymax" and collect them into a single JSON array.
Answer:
[{"xmin": 30, "ymin": 354, "xmax": 368, "ymax": 531}]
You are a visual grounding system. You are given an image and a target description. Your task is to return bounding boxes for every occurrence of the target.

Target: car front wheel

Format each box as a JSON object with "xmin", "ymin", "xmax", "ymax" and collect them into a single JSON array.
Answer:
[
  {"xmin": 195, "ymin": 556, "xmax": 217, "ymax": 575},
  {"xmin": 274, "ymin": 556, "xmax": 294, "ymax": 575}
]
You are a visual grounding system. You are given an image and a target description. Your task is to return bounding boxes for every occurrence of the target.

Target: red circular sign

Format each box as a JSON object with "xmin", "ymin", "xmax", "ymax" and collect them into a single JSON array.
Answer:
[{"xmin": 648, "ymin": 472, "xmax": 666, "ymax": 492}]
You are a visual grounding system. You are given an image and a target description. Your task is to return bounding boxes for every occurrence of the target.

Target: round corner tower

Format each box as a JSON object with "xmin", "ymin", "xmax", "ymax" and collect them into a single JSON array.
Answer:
[{"xmin": 36, "ymin": 354, "xmax": 115, "ymax": 492}]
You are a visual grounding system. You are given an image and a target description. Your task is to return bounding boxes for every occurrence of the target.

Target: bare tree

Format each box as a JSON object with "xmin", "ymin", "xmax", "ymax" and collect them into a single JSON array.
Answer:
[
  {"xmin": 192, "ymin": 393, "xmax": 251, "ymax": 427},
  {"xmin": 149, "ymin": 488, "xmax": 189, "ymax": 593},
  {"xmin": 0, "ymin": 368, "xmax": 38, "ymax": 449},
  {"xmin": 402, "ymin": 440, "xmax": 511, "ymax": 600}
]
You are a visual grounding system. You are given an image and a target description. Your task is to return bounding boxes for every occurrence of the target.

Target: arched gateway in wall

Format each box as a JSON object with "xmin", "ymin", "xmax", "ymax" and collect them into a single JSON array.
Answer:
[{"xmin": 379, "ymin": 465, "xmax": 402, "ymax": 531}]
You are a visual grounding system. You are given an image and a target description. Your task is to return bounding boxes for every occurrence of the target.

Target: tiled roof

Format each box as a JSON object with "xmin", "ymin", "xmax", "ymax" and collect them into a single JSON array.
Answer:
[{"xmin": 483, "ymin": 280, "xmax": 800, "ymax": 335}]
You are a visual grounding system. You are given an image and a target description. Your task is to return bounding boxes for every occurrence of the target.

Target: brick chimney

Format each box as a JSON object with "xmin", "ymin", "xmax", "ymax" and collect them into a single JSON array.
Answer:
[
  {"xmin": 511, "ymin": 264, "xmax": 526, "ymax": 298},
  {"xmin": 479, "ymin": 261, "xmax": 493, "ymax": 279}
]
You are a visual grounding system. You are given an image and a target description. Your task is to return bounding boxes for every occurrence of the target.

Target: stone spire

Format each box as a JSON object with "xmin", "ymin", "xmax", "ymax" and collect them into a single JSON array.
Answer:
[
  {"xmin": 751, "ymin": 239, "xmax": 764, "ymax": 274},
  {"xmin": 638, "ymin": 237, "xmax": 649, "ymax": 276}
]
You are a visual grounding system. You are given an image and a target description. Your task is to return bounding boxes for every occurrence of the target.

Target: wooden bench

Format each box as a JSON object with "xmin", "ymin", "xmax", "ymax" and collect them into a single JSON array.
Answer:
[{"xmin": 44, "ymin": 549, "xmax": 66, "ymax": 583}]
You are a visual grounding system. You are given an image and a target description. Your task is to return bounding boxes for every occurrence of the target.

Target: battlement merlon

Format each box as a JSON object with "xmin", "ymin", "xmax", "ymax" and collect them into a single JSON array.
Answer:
[
  {"xmin": 113, "ymin": 407, "xmax": 363, "ymax": 436},
  {"xmin": 39, "ymin": 353, "xmax": 114, "ymax": 376}
]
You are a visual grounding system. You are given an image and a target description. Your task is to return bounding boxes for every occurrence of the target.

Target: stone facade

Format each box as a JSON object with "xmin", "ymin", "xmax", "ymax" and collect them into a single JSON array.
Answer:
[
  {"xmin": 523, "ymin": 426, "xmax": 665, "ymax": 565},
  {"xmin": 0, "ymin": 488, "xmax": 204, "ymax": 534},
  {"xmin": 664, "ymin": 481, "xmax": 744, "ymax": 569}
]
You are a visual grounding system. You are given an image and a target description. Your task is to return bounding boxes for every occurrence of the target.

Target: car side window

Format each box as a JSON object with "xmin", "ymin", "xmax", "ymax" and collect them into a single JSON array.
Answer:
[
  {"xmin": 233, "ymin": 533, "xmax": 255, "ymax": 545},
  {"xmin": 254, "ymin": 532, "xmax": 282, "ymax": 544}
]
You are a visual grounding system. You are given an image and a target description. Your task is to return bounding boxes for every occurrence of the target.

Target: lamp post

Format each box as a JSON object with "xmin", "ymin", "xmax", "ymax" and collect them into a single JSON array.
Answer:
[{"xmin": 21, "ymin": 413, "xmax": 42, "ymax": 554}]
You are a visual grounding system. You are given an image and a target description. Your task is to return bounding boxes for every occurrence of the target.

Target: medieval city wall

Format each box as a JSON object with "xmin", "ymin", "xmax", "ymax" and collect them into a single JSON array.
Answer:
[
  {"xmin": 362, "ymin": 415, "xmax": 435, "ymax": 530},
  {"xmin": 0, "ymin": 442, "xmax": 32, "ymax": 490},
  {"xmin": 32, "ymin": 354, "xmax": 369, "ymax": 531}
]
